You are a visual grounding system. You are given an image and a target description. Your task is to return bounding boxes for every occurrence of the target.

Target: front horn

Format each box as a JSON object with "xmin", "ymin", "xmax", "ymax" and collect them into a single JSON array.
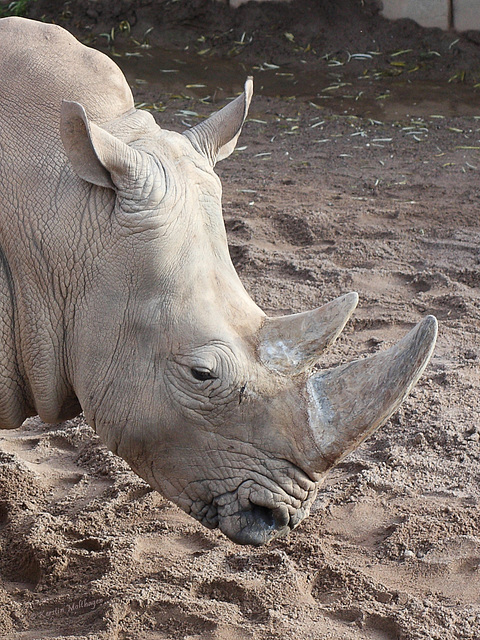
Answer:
[{"xmin": 306, "ymin": 315, "xmax": 437, "ymax": 473}]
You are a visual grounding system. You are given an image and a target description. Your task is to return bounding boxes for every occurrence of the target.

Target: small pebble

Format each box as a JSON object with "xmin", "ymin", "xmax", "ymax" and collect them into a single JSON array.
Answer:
[{"xmin": 413, "ymin": 432, "xmax": 426, "ymax": 446}]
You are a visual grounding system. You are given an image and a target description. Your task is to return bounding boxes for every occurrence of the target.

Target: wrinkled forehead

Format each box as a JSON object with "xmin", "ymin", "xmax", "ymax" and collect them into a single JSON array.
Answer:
[{"xmin": 149, "ymin": 129, "xmax": 226, "ymax": 240}]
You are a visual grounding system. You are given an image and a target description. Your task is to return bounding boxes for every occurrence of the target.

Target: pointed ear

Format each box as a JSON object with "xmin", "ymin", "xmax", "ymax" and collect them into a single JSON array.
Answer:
[
  {"xmin": 182, "ymin": 77, "xmax": 253, "ymax": 165},
  {"xmin": 60, "ymin": 100, "xmax": 141, "ymax": 190}
]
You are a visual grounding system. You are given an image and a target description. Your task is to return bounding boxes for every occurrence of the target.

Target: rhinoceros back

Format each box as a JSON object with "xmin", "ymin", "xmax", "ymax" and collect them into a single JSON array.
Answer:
[
  {"xmin": 0, "ymin": 17, "xmax": 135, "ymax": 215},
  {"xmin": 0, "ymin": 17, "xmax": 133, "ymax": 124},
  {"xmin": 0, "ymin": 17, "xmax": 134, "ymax": 199}
]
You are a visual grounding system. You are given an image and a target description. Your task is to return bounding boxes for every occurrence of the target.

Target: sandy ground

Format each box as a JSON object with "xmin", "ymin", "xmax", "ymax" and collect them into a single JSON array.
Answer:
[{"xmin": 1, "ymin": 2, "xmax": 480, "ymax": 639}]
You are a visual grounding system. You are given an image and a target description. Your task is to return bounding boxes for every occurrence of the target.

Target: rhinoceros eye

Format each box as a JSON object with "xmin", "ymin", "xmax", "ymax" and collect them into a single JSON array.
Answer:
[{"xmin": 190, "ymin": 368, "xmax": 216, "ymax": 382}]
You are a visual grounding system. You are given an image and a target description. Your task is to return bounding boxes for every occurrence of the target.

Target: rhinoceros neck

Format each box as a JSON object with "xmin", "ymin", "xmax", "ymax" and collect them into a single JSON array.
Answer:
[
  {"xmin": 0, "ymin": 223, "xmax": 84, "ymax": 428},
  {"xmin": 0, "ymin": 214, "xmax": 88, "ymax": 426}
]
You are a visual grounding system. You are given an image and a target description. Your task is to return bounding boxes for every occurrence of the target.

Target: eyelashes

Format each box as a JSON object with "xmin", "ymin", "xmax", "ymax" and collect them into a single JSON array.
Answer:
[{"xmin": 190, "ymin": 368, "xmax": 217, "ymax": 382}]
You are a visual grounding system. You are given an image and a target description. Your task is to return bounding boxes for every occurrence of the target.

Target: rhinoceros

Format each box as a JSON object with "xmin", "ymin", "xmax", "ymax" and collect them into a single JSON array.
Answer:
[{"xmin": 0, "ymin": 17, "xmax": 437, "ymax": 545}]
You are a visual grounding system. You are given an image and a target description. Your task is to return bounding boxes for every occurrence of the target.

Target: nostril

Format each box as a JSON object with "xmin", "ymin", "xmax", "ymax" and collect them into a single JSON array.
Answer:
[
  {"xmin": 222, "ymin": 502, "xmax": 293, "ymax": 545},
  {"xmin": 250, "ymin": 503, "xmax": 276, "ymax": 530},
  {"xmin": 249, "ymin": 501, "xmax": 290, "ymax": 531}
]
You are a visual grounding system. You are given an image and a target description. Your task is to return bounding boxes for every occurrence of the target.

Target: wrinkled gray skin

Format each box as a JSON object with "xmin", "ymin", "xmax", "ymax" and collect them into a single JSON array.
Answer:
[{"xmin": 0, "ymin": 18, "xmax": 437, "ymax": 545}]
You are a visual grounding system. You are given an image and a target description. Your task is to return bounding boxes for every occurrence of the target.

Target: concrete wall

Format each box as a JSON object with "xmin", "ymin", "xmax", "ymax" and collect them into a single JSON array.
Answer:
[
  {"xmin": 381, "ymin": 0, "xmax": 450, "ymax": 30},
  {"xmin": 452, "ymin": 0, "xmax": 480, "ymax": 31},
  {"xmin": 380, "ymin": 0, "xmax": 480, "ymax": 31}
]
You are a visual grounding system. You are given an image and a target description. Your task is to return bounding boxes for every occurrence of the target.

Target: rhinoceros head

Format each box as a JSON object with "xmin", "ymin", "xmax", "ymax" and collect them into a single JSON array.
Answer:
[{"xmin": 59, "ymin": 79, "xmax": 437, "ymax": 545}]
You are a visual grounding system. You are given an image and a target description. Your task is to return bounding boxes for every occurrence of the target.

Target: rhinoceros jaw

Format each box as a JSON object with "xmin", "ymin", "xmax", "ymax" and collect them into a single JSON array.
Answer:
[{"xmin": 306, "ymin": 315, "xmax": 438, "ymax": 472}]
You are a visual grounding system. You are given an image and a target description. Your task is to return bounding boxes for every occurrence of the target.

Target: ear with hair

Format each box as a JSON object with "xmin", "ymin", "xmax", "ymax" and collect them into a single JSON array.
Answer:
[
  {"xmin": 60, "ymin": 100, "xmax": 142, "ymax": 190},
  {"xmin": 182, "ymin": 77, "xmax": 253, "ymax": 166}
]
